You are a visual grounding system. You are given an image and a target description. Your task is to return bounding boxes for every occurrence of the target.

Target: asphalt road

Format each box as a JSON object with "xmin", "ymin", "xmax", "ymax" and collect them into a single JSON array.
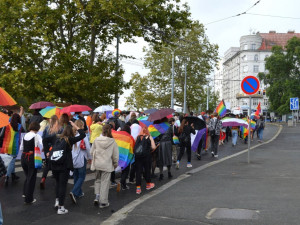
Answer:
[{"xmin": 0, "ymin": 124, "xmax": 280, "ymax": 225}]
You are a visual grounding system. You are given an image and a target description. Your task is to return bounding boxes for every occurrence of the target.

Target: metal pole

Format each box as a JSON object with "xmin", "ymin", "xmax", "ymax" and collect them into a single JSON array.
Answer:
[
  {"xmin": 171, "ymin": 51, "xmax": 175, "ymax": 109},
  {"xmin": 184, "ymin": 62, "xmax": 187, "ymax": 114},
  {"xmin": 248, "ymin": 96, "xmax": 251, "ymax": 164},
  {"xmin": 206, "ymin": 84, "xmax": 209, "ymax": 111},
  {"xmin": 114, "ymin": 34, "xmax": 120, "ymax": 108}
]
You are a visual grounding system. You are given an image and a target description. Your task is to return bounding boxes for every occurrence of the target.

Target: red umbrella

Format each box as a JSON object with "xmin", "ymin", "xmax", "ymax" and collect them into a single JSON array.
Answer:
[
  {"xmin": 147, "ymin": 108, "xmax": 175, "ymax": 122},
  {"xmin": 61, "ymin": 104, "xmax": 92, "ymax": 114},
  {"xmin": 0, "ymin": 87, "xmax": 17, "ymax": 106},
  {"xmin": 0, "ymin": 112, "xmax": 10, "ymax": 128},
  {"xmin": 29, "ymin": 101, "xmax": 54, "ymax": 109}
]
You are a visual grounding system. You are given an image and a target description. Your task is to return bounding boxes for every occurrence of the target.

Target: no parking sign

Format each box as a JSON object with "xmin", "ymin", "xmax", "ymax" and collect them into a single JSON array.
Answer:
[{"xmin": 241, "ymin": 76, "xmax": 260, "ymax": 95}]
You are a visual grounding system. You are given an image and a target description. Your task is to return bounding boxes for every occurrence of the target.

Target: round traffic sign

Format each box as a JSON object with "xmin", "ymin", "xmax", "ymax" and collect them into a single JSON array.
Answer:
[{"xmin": 241, "ymin": 76, "xmax": 260, "ymax": 95}]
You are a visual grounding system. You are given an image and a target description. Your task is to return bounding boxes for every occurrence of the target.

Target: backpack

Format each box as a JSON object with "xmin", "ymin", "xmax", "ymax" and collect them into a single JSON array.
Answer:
[
  {"xmin": 259, "ymin": 121, "xmax": 264, "ymax": 129},
  {"xmin": 209, "ymin": 119, "xmax": 219, "ymax": 137},
  {"xmin": 179, "ymin": 132, "xmax": 189, "ymax": 144},
  {"xmin": 50, "ymin": 138, "xmax": 68, "ymax": 166},
  {"xmin": 134, "ymin": 135, "xmax": 151, "ymax": 157}
]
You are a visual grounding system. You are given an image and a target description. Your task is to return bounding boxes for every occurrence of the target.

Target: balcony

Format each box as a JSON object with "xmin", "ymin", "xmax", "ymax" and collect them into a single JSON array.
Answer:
[{"xmin": 236, "ymin": 93, "xmax": 263, "ymax": 99}]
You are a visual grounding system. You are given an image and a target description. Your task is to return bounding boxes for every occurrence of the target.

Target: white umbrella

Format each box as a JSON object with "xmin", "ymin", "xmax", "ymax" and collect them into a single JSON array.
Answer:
[{"xmin": 94, "ymin": 105, "xmax": 114, "ymax": 113}]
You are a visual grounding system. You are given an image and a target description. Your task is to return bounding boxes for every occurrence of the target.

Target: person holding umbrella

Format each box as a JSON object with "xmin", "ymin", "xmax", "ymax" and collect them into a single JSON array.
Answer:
[
  {"xmin": 208, "ymin": 112, "xmax": 223, "ymax": 158},
  {"xmin": 176, "ymin": 119, "xmax": 195, "ymax": 169}
]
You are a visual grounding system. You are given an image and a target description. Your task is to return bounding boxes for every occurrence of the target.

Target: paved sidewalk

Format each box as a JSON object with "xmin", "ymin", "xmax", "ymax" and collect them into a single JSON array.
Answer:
[{"xmin": 112, "ymin": 124, "xmax": 300, "ymax": 225}]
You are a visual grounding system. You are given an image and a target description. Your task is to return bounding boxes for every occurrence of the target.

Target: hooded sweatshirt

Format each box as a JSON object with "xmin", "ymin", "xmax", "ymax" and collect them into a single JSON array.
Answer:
[{"xmin": 90, "ymin": 135, "xmax": 119, "ymax": 172}]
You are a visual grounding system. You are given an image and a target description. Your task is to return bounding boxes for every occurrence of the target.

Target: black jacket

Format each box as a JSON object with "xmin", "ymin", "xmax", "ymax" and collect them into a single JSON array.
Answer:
[{"xmin": 43, "ymin": 129, "xmax": 86, "ymax": 170}]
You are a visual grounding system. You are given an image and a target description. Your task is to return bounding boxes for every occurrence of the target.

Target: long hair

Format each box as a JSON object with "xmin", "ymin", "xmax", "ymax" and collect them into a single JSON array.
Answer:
[
  {"xmin": 139, "ymin": 126, "xmax": 150, "ymax": 136},
  {"xmin": 73, "ymin": 119, "xmax": 84, "ymax": 133},
  {"xmin": 48, "ymin": 115, "xmax": 60, "ymax": 134},
  {"xmin": 10, "ymin": 113, "xmax": 21, "ymax": 131},
  {"xmin": 100, "ymin": 113, "xmax": 106, "ymax": 121},
  {"xmin": 102, "ymin": 124, "xmax": 113, "ymax": 138},
  {"xmin": 178, "ymin": 119, "xmax": 188, "ymax": 134},
  {"xmin": 58, "ymin": 125, "xmax": 74, "ymax": 144},
  {"xmin": 59, "ymin": 113, "xmax": 69, "ymax": 127},
  {"xmin": 92, "ymin": 113, "xmax": 101, "ymax": 123}
]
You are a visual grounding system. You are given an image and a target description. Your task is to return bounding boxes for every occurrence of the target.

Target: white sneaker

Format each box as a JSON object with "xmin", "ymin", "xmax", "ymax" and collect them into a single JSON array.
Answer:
[
  {"xmin": 99, "ymin": 202, "xmax": 110, "ymax": 208},
  {"xmin": 57, "ymin": 206, "xmax": 69, "ymax": 215},
  {"xmin": 214, "ymin": 155, "xmax": 218, "ymax": 158},
  {"xmin": 211, "ymin": 152, "xmax": 215, "ymax": 157},
  {"xmin": 69, "ymin": 192, "xmax": 77, "ymax": 204},
  {"xmin": 54, "ymin": 198, "xmax": 59, "ymax": 208},
  {"xmin": 187, "ymin": 164, "xmax": 193, "ymax": 168},
  {"xmin": 176, "ymin": 162, "xmax": 179, "ymax": 169}
]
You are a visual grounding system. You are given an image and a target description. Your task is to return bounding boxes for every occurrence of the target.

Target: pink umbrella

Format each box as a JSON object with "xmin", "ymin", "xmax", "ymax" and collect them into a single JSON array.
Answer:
[
  {"xmin": 29, "ymin": 101, "xmax": 54, "ymax": 109},
  {"xmin": 61, "ymin": 104, "xmax": 92, "ymax": 114}
]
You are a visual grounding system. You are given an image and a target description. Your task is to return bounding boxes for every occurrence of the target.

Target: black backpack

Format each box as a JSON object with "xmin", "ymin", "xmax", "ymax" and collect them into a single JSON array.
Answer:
[
  {"xmin": 50, "ymin": 138, "xmax": 68, "ymax": 166},
  {"xmin": 134, "ymin": 135, "xmax": 151, "ymax": 157}
]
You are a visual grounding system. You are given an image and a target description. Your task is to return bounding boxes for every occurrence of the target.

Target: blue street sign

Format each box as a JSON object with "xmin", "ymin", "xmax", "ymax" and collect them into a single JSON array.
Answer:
[{"xmin": 290, "ymin": 97, "xmax": 299, "ymax": 110}]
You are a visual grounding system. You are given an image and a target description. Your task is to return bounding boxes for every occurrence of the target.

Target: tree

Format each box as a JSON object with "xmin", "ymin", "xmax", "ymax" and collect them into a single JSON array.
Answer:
[
  {"xmin": 126, "ymin": 21, "xmax": 219, "ymax": 112},
  {"xmin": 258, "ymin": 37, "xmax": 300, "ymax": 115},
  {"xmin": 0, "ymin": 0, "xmax": 192, "ymax": 107}
]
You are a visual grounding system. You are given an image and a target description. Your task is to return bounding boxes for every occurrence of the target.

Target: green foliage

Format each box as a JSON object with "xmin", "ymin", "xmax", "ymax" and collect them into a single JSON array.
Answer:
[
  {"xmin": 126, "ymin": 21, "xmax": 219, "ymax": 112},
  {"xmin": 0, "ymin": 0, "xmax": 192, "ymax": 107},
  {"xmin": 259, "ymin": 37, "xmax": 300, "ymax": 115}
]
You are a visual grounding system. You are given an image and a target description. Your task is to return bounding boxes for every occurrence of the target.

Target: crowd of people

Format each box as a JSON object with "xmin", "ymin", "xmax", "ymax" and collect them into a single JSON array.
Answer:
[{"xmin": 0, "ymin": 106, "xmax": 266, "ymax": 216}]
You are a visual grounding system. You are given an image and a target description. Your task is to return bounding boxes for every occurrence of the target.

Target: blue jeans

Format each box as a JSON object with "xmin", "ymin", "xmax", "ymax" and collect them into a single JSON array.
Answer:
[
  {"xmin": 258, "ymin": 129, "xmax": 264, "ymax": 140},
  {"xmin": 6, "ymin": 156, "xmax": 16, "ymax": 177},
  {"xmin": 232, "ymin": 130, "xmax": 238, "ymax": 145},
  {"xmin": 71, "ymin": 159, "xmax": 86, "ymax": 197}
]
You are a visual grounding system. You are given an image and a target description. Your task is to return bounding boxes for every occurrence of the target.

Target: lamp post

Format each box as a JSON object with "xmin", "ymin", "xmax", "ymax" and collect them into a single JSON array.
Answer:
[{"xmin": 184, "ymin": 61, "xmax": 187, "ymax": 114}]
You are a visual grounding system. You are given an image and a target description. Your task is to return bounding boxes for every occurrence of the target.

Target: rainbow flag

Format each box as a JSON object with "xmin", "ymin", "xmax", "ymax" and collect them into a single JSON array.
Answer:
[
  {"xmin": 148, "ymin": 125, "xmax": 160, "ymax": 139},
  {"xmin": 255, "ymin": 102, "xmax": 261, "ymax": 118},
  {"xmin": 173, "ymin": 135, "xmax": 180, "ymax": 145},
  {"xmin": 112, "ymin": 130, "xmax": 135, "ymax": 170},
  {"xmin": 0, "ymin": 124, "xmax": 22, "ymax": 155},
  {"xmin": 215, "ymin": 100, "xmax": 227, "ymax": 117},
  {"xmin": 240, "ymin": 126, "xmax": 249, "ymax": 139},
  {"xmin": 153, "ymin": 122, "xmax": 170, "ymax": 134},
  {"xmin": 242, "ymin": 118, "xmax": 256, "ymax": 130}
]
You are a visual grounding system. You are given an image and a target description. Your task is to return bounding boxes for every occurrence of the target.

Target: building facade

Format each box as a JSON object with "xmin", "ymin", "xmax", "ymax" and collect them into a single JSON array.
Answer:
[{"xmin": 216, "ymin": 31, "xmax": 300, "ymax": 114}]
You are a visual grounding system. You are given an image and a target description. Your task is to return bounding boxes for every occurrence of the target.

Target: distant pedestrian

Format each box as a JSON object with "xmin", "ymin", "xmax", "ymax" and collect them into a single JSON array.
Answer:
[
  {"xmin": 90, "ymin": 125, "xmax": 119, "ymax": 208},
  {"xmin": 257, "ymin": 116, "xmax": 265, "ymax": 142},
  {"xmin": 21, "ymin": 122, "xmax": 43, "ymax": 204},
  {"xmin": 208, "ymin": 112, "xmax": 222, "ymax": 158},
  {"xmin": 134, "ymin": 127, "xmax": 156, "ymax": 194},
  {"xmin": 89, "ymin": 114, "xmax": 103, "ymax": 145},
  {"xmin": 176, "ymin": 119, "xmax": 195, "ymax": 168}
]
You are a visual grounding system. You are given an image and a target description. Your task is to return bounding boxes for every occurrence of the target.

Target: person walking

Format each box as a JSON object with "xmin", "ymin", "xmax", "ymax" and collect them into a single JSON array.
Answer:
[
  {"xmin": 1, "ymin": 107, "xmax": 24, "ymax": 185},
  {"xmin": 176, "ymin": 119, "xmax": 195, "ymax": 169},
  {"xmin": 89, "ymin": 114, "xmax": 103, "ymax": 146},
  {"xmin": 169, "ymin": 118, "xmax": 179, "ymax": 163},
  {"xmin": 157, "ymin": 118, "xmax": 174, "ymax": 181},
  {"xmin": 134, "ymin": 127, "xmax": 156, "ymax": 194},
  {"xmin": 257, "ymin": 116, "xmax": 265, "ymax": 142},
  {"xmin": 231, "ymin": 125, "xmax": 239, "ymax": 147},
  {"xmin": 43, "ymin": 121, "xmax": 85, "ymax": 215},
  {"xmin": 40, "ymin": 115, "xmax": 62, "ymax": 189},
  {"xmin": 208, "ymin": 112, "xmax": 223, "ymax": 158},
  {"xmin": 90, "ymin": 125, "xmax": 119, "ymax": 208},
  {"xmin": 70, "ymin": 120, "xmax": 91, "ymax": 203},
  {"xmin": 21, "ymin": 122, "xmax": 43, "ymax": 204}
]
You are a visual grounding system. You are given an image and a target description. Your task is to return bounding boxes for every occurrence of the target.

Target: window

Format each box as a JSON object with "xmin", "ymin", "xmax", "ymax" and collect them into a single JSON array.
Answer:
[
  {"xmin": 264, "ymin": 99, "xmax": 268, "ymax": 106},
  {"xmin": 242, "ymin": 55, "xmax": 247, "ymax": 61},
  {"xmin": 263, "ymin": 90, "xmax": 266, "ymax": 95},
  {"xmin": 244, "ymin": 44, "xmax": 248, "ymax": 50},
  {"xmin": 243, "ymin": 65, "xmax": 248, "ymax": 72},
  {"xmin": 253, "ymin": 99, "xmax": 259, "ymax": 106},
  {"xmin": 253, "ymin": 65, "xmax": 259, "ymax": 73},
  {"xmin": 251, "ymin": 44, "xmax": 256, "ymax": 50},
  {"xmin": 254, "ymin": 54, "xmax": 258, "ymax": 61}
]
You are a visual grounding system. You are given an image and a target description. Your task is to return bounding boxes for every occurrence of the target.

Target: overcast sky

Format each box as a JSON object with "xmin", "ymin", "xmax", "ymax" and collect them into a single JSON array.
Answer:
[{"xmin": 118, "ymin": 0, "xmax": 300, "ymax": 109}]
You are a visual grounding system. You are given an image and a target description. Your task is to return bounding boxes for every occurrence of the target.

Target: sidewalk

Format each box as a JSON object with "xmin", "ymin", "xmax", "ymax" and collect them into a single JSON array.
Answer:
[{"xmin": 110, "ymin": 124, "xmax": 300, "ymax": 225}]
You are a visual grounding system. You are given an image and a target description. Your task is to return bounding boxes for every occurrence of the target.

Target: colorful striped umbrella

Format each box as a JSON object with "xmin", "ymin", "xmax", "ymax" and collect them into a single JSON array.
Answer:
[
  {"xmin": 40, "ymin": 106, "xmax": 61, "ymax": 118},
  {"xmin": 0, "ymin": 87, "xmax": 17, "ymax": 106},
  {"xmin": 221, "ymin": 117, "xmax": 249, "ymax": 128}
]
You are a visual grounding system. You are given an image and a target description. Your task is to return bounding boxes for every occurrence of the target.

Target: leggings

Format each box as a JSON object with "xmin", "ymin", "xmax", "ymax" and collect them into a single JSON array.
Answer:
[{"xmin": 177, "ymin": 142, "xmax": 191, "ymax": 163}]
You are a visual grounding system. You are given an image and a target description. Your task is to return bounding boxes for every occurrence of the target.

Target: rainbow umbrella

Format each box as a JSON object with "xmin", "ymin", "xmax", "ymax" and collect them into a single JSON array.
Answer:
[
  {"xmin": 0, "ymin": 87, "xmax": 17, "ymax": 106},
  {"xmin": 40, "ymin": 106, "xmax": 61, "ymax": 118}
]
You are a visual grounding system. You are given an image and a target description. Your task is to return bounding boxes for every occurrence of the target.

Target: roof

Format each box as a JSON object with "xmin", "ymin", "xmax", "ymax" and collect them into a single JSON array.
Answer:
[{"xmin": 258, "ymin": 32, "xmax": 300, "ymax": 50}]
